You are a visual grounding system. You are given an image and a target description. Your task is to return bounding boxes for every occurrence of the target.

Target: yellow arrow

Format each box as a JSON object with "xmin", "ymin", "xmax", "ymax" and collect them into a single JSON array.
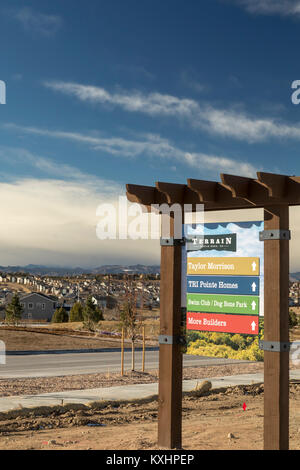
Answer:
[{"xmin": 187, "ymin": 257, "xmax": 260, "ymax": 276}]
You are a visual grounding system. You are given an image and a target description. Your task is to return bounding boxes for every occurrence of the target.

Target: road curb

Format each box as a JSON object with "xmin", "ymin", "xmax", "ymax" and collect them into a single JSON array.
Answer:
[{"xmin": 5, "ymin": 346, "xmax": 159, "ymax": 356}]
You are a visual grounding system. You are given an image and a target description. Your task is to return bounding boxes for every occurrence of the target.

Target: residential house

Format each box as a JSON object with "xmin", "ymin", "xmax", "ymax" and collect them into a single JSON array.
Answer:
[{"xmin": 20, "ymin": 292, "xmax": 58, "ymax": 321}]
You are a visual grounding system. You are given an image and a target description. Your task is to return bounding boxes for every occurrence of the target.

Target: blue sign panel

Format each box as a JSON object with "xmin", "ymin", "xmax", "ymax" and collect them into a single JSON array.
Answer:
[{"xmin": 187, "ymin": 275, "xmax": 260, "ymax": 296}]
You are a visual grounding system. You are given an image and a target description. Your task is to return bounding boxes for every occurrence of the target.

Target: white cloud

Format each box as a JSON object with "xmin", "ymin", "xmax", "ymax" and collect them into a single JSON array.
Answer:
[
  {"xmin": 10, "ymin": 7, "xmax": 62, "ymax": 36},
  {"xmin": 44, "ymin": 81, "xmax": 300, "ymax": 143},
  {"xmin": 0, "ymin": 146, "xmax": 299, "ymax": 270},
  {"xmin": 184, "ymin": 152, "xmax": 256, "ymax": 176},
  {"xmin": 44, "ymin": 80, "xmax": 199, "ymax": 117},
  {"xmin": 0, "ymin": 147, "xmax": 161, "ymax": 267},
  {"xmin": 0, "ymin": 177, "xmax": 160, "ymax": 267},
  {"xmin": 0, "ymin": 145, "xmax": 120, "ymax": 193},
  {"xmin": 4, "ymin": 123, "xmax": 258, "ymax": 177},
  {"xmin": 4, "ymin": 124, "xmax": 178, "ymax": 159},
  {"xmin": 230, "ymin": 0, "xmax": 300, "ymax": 17},
  {"xmin": 0, "ymin": 137, "xmax": 259, "ymax": 268},
  {"xmin": 199, "ymin": 107, "xmax": 300, "ymax": 141}
]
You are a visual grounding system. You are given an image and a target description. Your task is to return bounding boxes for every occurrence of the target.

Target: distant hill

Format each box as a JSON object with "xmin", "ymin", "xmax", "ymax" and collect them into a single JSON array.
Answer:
[
  {"xmin": 2, "ymin": 264, "xmax": 300, "ymax": 280},
  {"xmin": 0, "ymin": 264, "xmax": 160, "ymax": 276},
  {"xmin": 1, "ymin": 264, "xmax": 300, "ymax": 278}
]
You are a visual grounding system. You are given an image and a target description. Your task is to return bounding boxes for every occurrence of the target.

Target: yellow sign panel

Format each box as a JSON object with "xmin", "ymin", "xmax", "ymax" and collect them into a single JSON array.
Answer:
[{"xmin": 187, "ymin": 257, "xmax": 260, "ymax": 276}]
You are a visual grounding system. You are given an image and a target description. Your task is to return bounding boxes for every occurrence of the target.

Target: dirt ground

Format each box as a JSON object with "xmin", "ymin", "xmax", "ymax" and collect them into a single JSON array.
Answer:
[
  {"xmin": 0, "ymin": 383, "xmax": 299, "ymax": 450},
  {"xmin": 0, "ymin": 328, "xmax": 130, "ymax": 351},
  {"xmin": 0, "ymin": 363, "xmax": 264, "ymax": 397},
  {"xmin": 0, "ymin": 321, "xmax": 159, "ymax": 351}
]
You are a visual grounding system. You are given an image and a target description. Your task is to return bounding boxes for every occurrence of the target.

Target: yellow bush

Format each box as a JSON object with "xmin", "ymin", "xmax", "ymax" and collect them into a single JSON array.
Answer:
[{"xmin": 187, "ymin": 336, "xmax": 263, "ymax": 361}]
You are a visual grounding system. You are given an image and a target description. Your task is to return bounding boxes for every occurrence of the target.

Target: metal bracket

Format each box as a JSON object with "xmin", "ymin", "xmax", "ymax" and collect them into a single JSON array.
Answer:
[
  {"xmin": 160, "ymin": 237, "xmax": 186, "ymax": 247},
  {"xmin": 259, "ymin": 230, "xmax": 291, "ymax": 241},
  {"xmin": 159, "ymin": 335, "xmax": 186, "ymax": 346},
  {"xmin": 259, "ymin": 340, "xmax": 291, "ymax": 352}
]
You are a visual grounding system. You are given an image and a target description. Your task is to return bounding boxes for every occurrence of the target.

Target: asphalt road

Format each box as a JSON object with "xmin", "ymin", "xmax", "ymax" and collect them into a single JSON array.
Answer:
[{"xmin": 0, "ymin": 350, "xmax": 251, "ymax": 378}]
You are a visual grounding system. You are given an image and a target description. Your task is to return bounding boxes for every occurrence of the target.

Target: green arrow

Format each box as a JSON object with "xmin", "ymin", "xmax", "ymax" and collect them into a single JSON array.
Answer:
[{"xmin": 187, "ymin": 293, "xmax": 259, "ymax": 315}]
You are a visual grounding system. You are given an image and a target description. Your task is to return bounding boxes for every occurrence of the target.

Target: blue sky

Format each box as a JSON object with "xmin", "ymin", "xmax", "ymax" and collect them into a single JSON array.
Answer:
[{"xmin": 1, "ymin": 0, "xmax": 300, "ymax": 267}]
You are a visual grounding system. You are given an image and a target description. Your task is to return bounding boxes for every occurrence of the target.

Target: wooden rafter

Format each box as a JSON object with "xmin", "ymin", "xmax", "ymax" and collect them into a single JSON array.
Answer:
[
  {"xmin": 126, "ymin": 184, "xmax": 166, "ymax": 207},
  {"xmin": 126, "ymin": 172, "xmax": 300, "ymax": 211},
  {"xmin": 221, "ymin": 173, "xmax": 252, "ymax": 198},
  {"xmin": 187, "ymin": 178, "xmax": 217, "ymax": 202},
  {"xmin": 257, "ymin": 172, "xmax": 287, "ymax": 198},
  {"xmin": 155, "ymin": 182, "xmax": 185, "ymax": 205}
]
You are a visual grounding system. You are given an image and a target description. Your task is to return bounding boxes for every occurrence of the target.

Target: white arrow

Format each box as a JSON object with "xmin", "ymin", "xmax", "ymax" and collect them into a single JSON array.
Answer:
[
  {"xmin": 251, "ymin": 261, "xmax": 257, "ymax": 272},
  {"xmin": 251, "ymin": 300, "xmax": 256, "ymax": 311},
  {"xmin": 251, "ymin": 321, "xmax": 256, "ymax": 332},
  {"xmin": 251, "ymin": 282, "xmax": 257, "ymax": 293}
]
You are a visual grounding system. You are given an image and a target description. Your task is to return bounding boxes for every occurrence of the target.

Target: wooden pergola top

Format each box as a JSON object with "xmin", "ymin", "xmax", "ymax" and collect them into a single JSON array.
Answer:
[{"xmin": 126, "ymin": 172, "xmax": 300, "ymax": 211}]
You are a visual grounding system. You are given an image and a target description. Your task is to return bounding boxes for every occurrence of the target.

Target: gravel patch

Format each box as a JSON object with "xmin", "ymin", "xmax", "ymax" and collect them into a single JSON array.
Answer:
[{"xmin": 0, "ymin": 362, "xmax": 263, "ymax": 397}]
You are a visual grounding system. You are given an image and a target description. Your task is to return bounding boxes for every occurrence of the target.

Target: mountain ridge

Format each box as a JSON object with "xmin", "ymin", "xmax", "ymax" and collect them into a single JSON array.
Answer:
[
  {"xmin": 0, "ymin": 264, "xmax": 160, "ymax": 276},
  {"xmin": 1, "ymin": 264, "xmax": 300, "ymax": 279}
]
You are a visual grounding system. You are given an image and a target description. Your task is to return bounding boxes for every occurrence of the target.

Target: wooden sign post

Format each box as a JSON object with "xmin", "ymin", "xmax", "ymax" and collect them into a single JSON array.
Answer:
[
  {"xmin": 126, "ymin": 172, "xmax": 296, "ymax": 450},
  {"xmin": 263, "ymin": 205, "xmax": 290, "ymax": 450},
  {"xmin": 158, "ymin": 212, "xmax": 183, "ymax": 449}
]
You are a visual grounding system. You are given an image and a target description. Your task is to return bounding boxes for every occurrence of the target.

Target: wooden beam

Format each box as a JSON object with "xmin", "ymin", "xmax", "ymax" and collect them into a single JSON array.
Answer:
[
  {"xmin": 187, "ymin": 179, "xmax": 217, "ymax": 202},
  {"xmin": 126, "ymin": 184, "xmax": 155, "ymax": 206},
  {"xmin": 188, "ymin": 176, "xmax": 269, "ymax": 209},
  {"xmin": 263, "ymin": 205, "xmax": 289, "ymax": 450},
  {"xmin": 155, "ymin": 181, "xmax": 201, "ymax": 208},
  {"xmin": 187, "ymin": 177, "xmax": 258, "ymax": 209},
  {"xmin": 126, "ymin": 184, "xmax": 167, "ymax": 210},
  {"xmin": 220, "ymin": 174, "xmax": 252, "ymax": 198},
  {"xmin": 257, "ymin": 172, "xmax": 287, "ymax": 198},
  {"xmin": 155, "ymin": 182, "xmax": 185, "ymax": 204},
  {"xmin": 126, "ymin": 174, "xmax": 300, "ymax": 211},
  {"xmin": 286, "ymin": 176, "xmax": 300, "ymax": 202},
  {"xmin": 158, "ymin": 213, "xmax": 183, "ymax": 449}
]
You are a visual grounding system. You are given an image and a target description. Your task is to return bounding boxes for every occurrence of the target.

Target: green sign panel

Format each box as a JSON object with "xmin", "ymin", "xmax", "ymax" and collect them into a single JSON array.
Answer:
[{"xmin": 186, "ymin": 293, "xmax": 259, "ymax": 315}]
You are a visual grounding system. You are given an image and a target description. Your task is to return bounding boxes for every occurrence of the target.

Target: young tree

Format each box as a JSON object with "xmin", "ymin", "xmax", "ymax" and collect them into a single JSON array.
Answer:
[
  {"xmin": 5, "ymin": 294, "xmax": 23, "ymax": 325},
  {"xmin": 52, "ymin": 306, "xmax": 68, "ymax": 323},
  {"xmin": 83, "ymin": 296, "xmax": 103, "ymax": 331},
  {"xmin": 69, "ymin": 302, "xmax": 84, "ymax": 322},
  {"xmin": 119, "ymin": 298, "xmax": 139, "ymax": 371}
]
